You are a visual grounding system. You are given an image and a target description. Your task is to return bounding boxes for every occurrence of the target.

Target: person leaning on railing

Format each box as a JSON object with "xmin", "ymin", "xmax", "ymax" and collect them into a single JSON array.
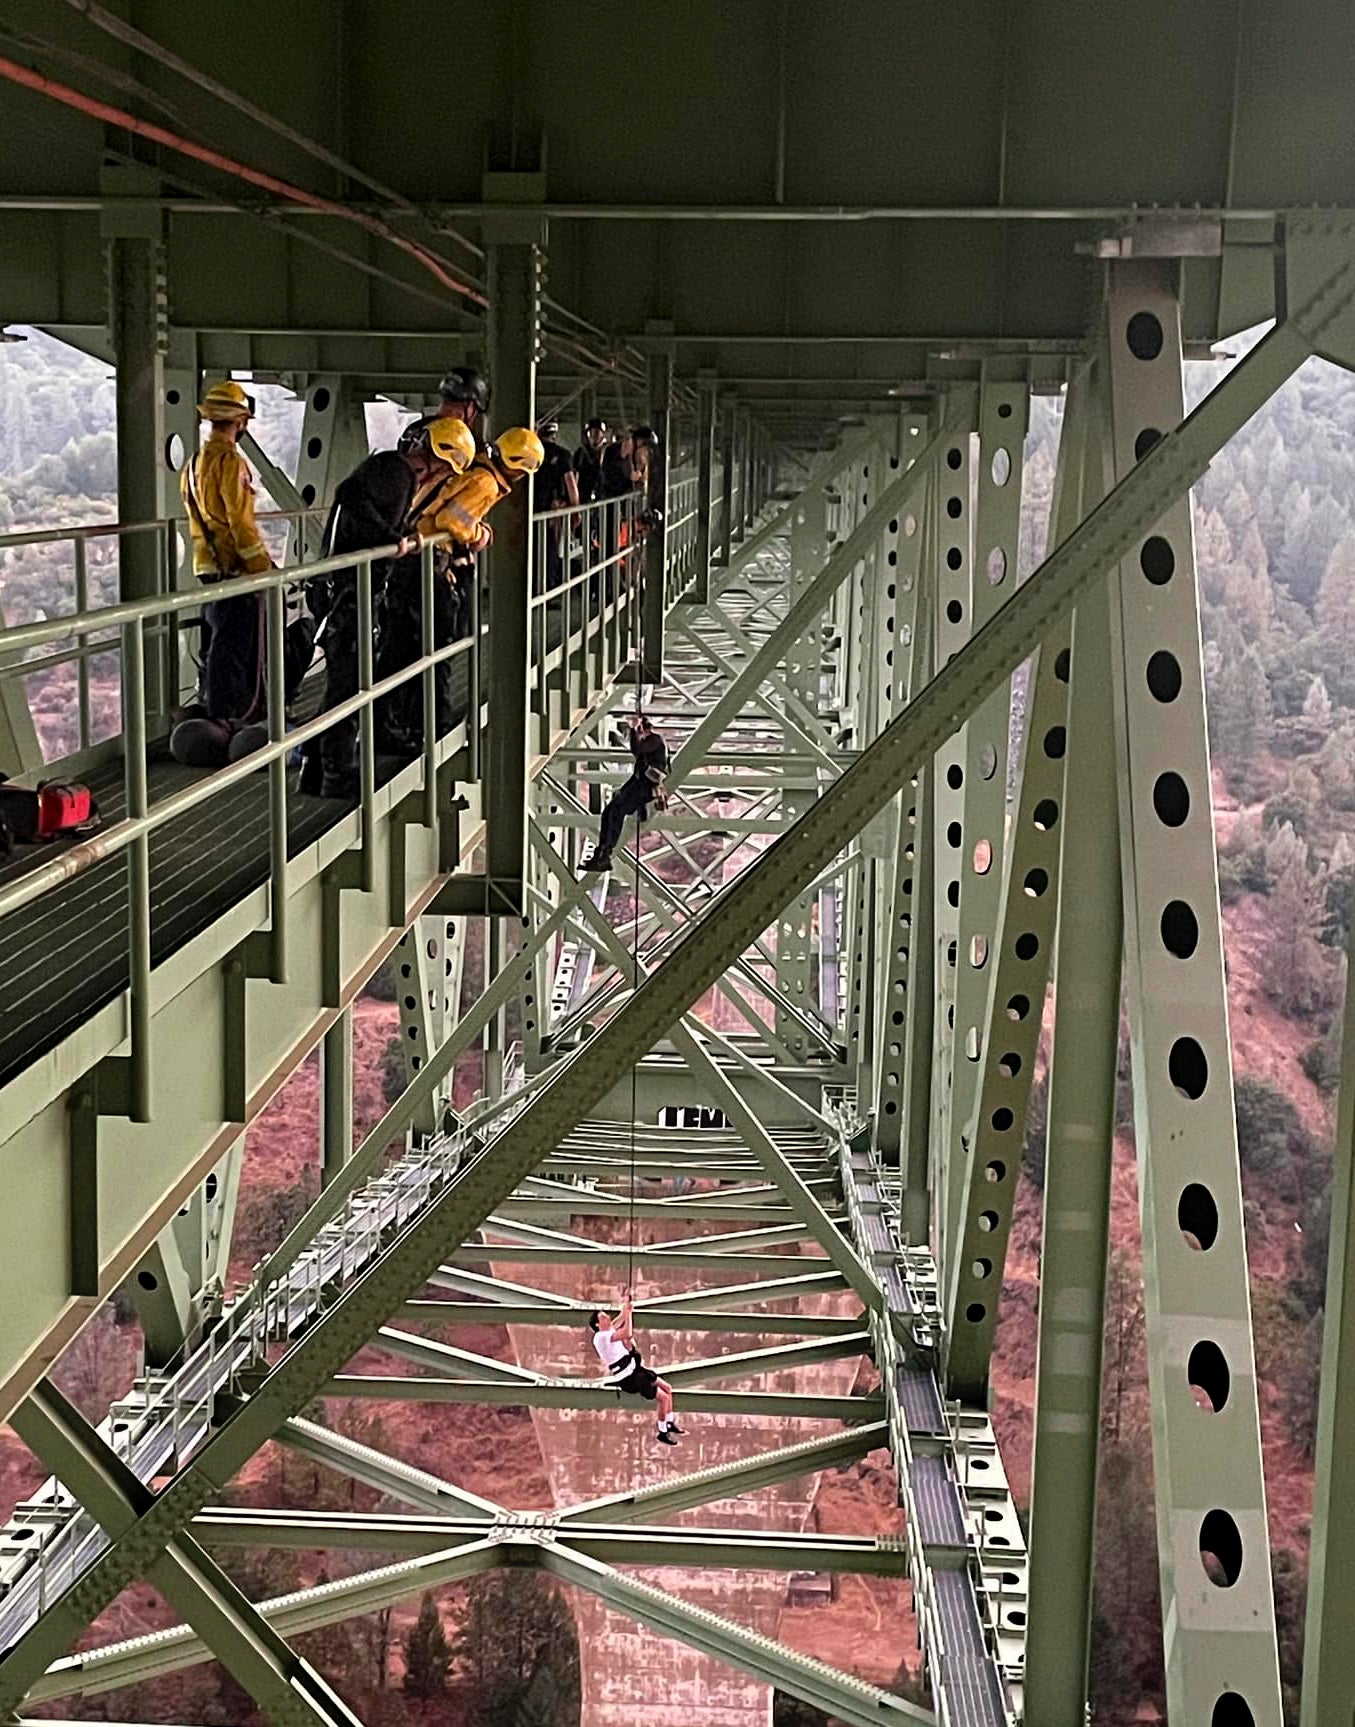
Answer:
[
  {"xmin": 299, "ymin": 415, "xmax": 476, "ymax": 801},
  {"xmin": 535, "ymin": 415, "xmax": 580, "ymax": 592},
  {"xmin": 597, "ymin": 425, "xmax": 659, "ymax": 595},
  {"xmin": 374, "ymin": 427, "xmax": 546, "ymax": 750},
  {"xmin": 173, "ymin": 380, "xmax": 313, "ymax": 768},
  {"xmin": 573, "ymin": 416, "xmax": 610, "ymax": 505}
]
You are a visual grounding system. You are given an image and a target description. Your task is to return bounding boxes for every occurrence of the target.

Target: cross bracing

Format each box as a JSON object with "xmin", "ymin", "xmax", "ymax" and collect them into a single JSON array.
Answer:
[{"xmin": 0, "ymin": 13, "xmax": 1354, "ymax": 1718}]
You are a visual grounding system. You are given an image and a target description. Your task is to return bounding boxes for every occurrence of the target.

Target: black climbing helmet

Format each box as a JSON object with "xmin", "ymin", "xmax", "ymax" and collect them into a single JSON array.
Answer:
[
  {"xmin": 438, "ymin": 366, "xmax": 491, "ymax": 412},
  {"xmin": 631, "ymin": 424, "xmax": 657, "ymax": 447}
]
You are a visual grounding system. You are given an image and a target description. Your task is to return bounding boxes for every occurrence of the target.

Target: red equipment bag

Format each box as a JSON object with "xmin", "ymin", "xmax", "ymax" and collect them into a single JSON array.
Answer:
[{"xmin": 0, "ymin": 777, "xmax": 100, "ymax": 846}]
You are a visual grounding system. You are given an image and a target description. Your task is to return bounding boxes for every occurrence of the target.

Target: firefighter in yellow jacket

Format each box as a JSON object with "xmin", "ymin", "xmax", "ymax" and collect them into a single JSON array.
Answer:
[
  {"xmin": 376, "ymin": 427, "xmax": 544, "ymax": 744},
  {"xmin": 174, "ymin": 380, "xmax": 277, "ymax": 765}
]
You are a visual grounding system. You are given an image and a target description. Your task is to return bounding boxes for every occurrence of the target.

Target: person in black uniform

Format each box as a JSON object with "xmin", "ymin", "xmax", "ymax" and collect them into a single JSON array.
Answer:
[
  {"xmin": 597, "ymin": 425, "xmax": 658, "ymax": 597},
  {"xmin": 535, "ymin": 416, "xmax": 579, "ymax": 591},
  {"xmin": 599, "ymin": 424, "xmax": 656, "ymax": 500},
  {"xmin": 573, "ymin": 417, "xmax": 609, "ymax": 505},
  {"xmin": 302, "ymin": 417, "xmax": 475, "ymax": 796},
  {"xmin": 397, "ymin": 365, "xmax": 492, "ymax": 457},
  {"xmin": 397, "ymin": 367, "xmax": 492, "ymax": 641},
  {"xmin": 581, "ymin": 711, "xmax": 668, "ymax": 872}
]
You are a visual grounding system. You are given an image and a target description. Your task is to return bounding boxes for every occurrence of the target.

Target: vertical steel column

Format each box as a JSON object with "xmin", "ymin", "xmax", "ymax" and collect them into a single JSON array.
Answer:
[
  {"xmin": 482, "ymin": 201, "xmax": 543, "ymax": 903},
  {"xmin": 1105, "ymin": 260, "xmax": 1281, "ymax": 1726},
  {"xmin": 944, "ymin": 367, "xmax": 1089, "ymax": 1393},
  {"xmin": 928, "ymin": 391, "xmax": 977, "ymax": 1281},
  {"xmin": 846, "ymin": 449, "xmax": 888, "ymax": 1101},
  {"xmin": 484, "ymin": 919, "xmax": 505, "ymax": 1103},
  {"xmin": 320, "ymin": 1008, "xmax": 354, "ymax": 1187},
  {"xmin": 873, "ymin": 417, "xmax": 930, "ymax": 1173},
  {"xmin": 739, "ymin": 405, "xmax": 754, "ymax": 533},
  {"xmin": 718, "ymin": 396, "xmax": 737, "ymax": 564},
  {"xmin": 161, "ymin": 343, "xmax": 200, "ymax": 710},
  {"xmin": 946, "ymin": 378, "xmax": 1028, "ymax": 1189},
  {"xmin": 523, "ymin": 796, "xmax": 555, "ymax": 1073},
  {"xmin": 777, "ymin": 466, "xmax": 830, "ymax": 1059},
  {"xmin": 1023, "ymin": 363, "xmax": 1120, "ymax": 1726},
  {"xmin": 901, "ymin": 471, "xmax": 939, "ymax": 1238},
  {"xmin": 105, "ymin": 167, "xmax": 168, "ymax": 721},
  {"xmin": 106, "ymin": 195, "xmax": 166, "ymax": 610},
  {"xmin": 122, "ymin": 617, "xmax": 152, "ymax": 1122},
  {"xmin": 1302, "ymin": 917, "xmax": 1355, "ymax": 1727},
  {"xmin": 642, "ymin": 345, "xmax": 672, "ymax": 678},
  {"xmin": 286, "ymin": 378, "xmax": 346, "ymax": 563},
  {"xmin": 392, "ymin": 917, "xmax": 458, "ymax": 1136},
  {"xmin": 692, "ymin": 371, "xmax": 717, "ymax": 604}
]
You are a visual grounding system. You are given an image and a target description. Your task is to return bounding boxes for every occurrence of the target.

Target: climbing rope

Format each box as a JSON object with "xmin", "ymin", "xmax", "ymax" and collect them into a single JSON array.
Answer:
[{"xmin": 624, "ymin": 513, "xmax": 647, "ymax": 1302}]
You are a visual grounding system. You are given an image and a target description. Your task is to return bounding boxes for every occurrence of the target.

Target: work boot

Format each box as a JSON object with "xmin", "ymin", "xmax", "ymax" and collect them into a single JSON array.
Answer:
[
  {"xmin": 169, "ymin": 716, "xmax": 232, "ymax": 769},
  {"xmin": 227, "ymin": 723, "xmax": 269, "ymax": 763},
  {"xmin": 580, "ymin": 849, "xmax": 612, "ymax": 873},
  {"xmin": 667, "ymin": 1422, "xmax": 685, "ymax": 1436}
]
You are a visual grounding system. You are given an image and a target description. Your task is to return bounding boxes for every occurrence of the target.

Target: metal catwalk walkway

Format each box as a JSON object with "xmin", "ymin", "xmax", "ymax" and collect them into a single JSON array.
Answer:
[{"xmin": 0, "ymin": 649, "xmax": 491, "ymax": 1085}]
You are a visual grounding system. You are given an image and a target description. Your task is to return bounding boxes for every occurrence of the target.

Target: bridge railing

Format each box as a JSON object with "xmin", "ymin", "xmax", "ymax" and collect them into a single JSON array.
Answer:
[
  {"xmin": 0, "ymin": 490, "xmax": 644, "ymax": 1119},
  {"xmin": 666, "ymin": 473, "xmax": 701, "ymax": 604},
  {"xmin": 0, "ymin": 505, "xmax": 326, "ymax": 761}
]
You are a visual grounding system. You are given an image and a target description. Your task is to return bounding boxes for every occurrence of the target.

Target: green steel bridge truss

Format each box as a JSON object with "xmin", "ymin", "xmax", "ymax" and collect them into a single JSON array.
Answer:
[{"xmin": 3, "ymin": 220, "xmax": 1355, "ymax": 1727}]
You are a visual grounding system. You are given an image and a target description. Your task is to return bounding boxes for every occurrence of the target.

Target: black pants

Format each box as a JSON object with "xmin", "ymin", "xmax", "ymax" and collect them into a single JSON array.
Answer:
[
  {"xmin": 375, "ymin": 558, "xmax": 463, "ymax": 741},
  {"xmin": 315, "ymin": 577, "xmax": 360, "ymax": 778},
  {"xmin": 544, "ymin": 522, "xmax": 565, "ymax": 593},
  {"xmin": 203, "ymin": 593, "xmax": 263, "ymax": 722},
  {"xmin": 598, "ymin": 776, "xmax": 652, "ymax": 854}
]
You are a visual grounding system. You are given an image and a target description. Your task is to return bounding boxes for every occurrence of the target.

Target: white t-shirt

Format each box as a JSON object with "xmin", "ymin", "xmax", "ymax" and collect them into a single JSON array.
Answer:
[{"xmin": 592, "ymin": 1326, "xmax": 631, "ymax": 1371}]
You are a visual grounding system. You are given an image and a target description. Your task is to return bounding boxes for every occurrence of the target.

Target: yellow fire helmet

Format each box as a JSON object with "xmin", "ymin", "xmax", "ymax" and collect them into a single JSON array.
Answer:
[
  {"xmin": 423, "ymin": 414, "xmax": 477, "ymax": 474},
  {"xmin": 493, "ymin": 426, "xmax": 545, "ymax": 475},
  {"xmin": 197, "ymin": 379, "xmax": 255, "ymax": 421}
]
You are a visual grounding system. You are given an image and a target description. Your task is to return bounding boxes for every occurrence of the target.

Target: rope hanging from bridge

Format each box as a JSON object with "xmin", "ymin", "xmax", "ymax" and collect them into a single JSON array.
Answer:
[{"xmin": 624, "ymin": 558, "xmax": 647, "ymax": 1303}]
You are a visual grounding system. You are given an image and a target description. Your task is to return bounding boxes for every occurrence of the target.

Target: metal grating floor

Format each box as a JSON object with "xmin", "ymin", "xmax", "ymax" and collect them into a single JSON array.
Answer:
[
  {"xmin": 933, "ymin": 1570, "xmax": 1009, "ymax": 1727},
  {"xmin": 912, "ymin": 1453, "xmax": 967, "ymax": 1549},
  {"xmin": 897, "ymin": 1362, "xmax": 946, "ymax": 1436}
]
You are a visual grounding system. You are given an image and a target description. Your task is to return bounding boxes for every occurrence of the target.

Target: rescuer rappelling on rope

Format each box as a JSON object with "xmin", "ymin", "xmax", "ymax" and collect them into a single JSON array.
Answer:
[
  {"xmin": 589, "ymin": 1297, "xmax": 683, "ymax": 1445},
  {"xmin": 581, "ymin": 711, "xmax": 668, "ymax": 873}
]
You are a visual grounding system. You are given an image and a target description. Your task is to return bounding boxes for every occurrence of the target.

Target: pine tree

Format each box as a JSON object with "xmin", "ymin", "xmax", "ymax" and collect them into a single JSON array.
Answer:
[
  {"xmin": 1303, "ymin": 675, "xmax": 1334, "ymax": 727},
  {"xmin": 1208, "ymin": 643, "xmax": 1271, "ymax": 762},
  {"xmin": 451, "ymin": 1572, "xmax": 581, "ymax": 1726},
  {"xmin": 1316, "ymin": 535, "xmax": 1355, "ymax": 657},
  {"xmin": 403, "ymin": 1592, "xmax": 451, "ymax": 1699}
]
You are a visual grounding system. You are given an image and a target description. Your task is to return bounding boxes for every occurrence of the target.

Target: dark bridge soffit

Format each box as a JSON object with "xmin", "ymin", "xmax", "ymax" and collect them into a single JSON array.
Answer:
[{"xmin": 0, "ymin": 0, "xmax": 1347, "ymax": 360}]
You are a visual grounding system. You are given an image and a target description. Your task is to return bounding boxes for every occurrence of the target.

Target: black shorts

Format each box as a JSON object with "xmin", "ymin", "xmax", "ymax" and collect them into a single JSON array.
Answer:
[{"xmin": 616, "ymin": 1353, "xmax": 659, "ymax": 1401}]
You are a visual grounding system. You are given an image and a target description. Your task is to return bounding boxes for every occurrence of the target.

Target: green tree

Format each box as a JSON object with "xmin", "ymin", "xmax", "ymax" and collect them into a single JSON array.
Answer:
[
  {"xmin": 451, "ymin": 1571, "xmax": 581, "ymax": 1726},
  {"xmin": 1273, "ymin": 1546, "xmax": 1308, "ymax": 1726},
  {"xmin": 1316, "ymin": 535, "xmax": 1355, "ymax": 655},
  {"xmin": 1209, "ymin": 643, "xmax": 1273, "ymax": 764},
  {"xmin": 403, "ymin": 1592, "xmax": 451, "ymax": 1699},
  {"xmin": 1281, "ymin": 1313, "xmax": 1324, "ymax": 1463},
  {"xmin": 1261, "ymin": 835, "xmax": 1339, "ymax": 1020}
]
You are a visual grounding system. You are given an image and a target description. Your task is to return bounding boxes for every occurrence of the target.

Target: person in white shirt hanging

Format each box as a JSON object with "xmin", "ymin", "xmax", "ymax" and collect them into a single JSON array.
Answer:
[{"xmin": 588, "ymin": 1296, "xmax": 683, "ymax": 1446}]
